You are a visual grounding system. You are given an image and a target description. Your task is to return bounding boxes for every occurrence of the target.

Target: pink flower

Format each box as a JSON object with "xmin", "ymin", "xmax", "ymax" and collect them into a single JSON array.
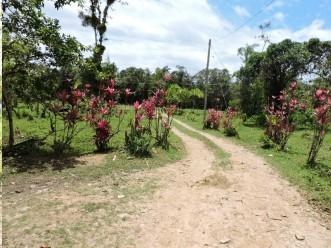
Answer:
[
  {"xmin": 163, "ymin": 74, "xmax": 172, "ymax": 82},
  {"xmin": 100, "ymin": 107, "xmax": 109, "ymax": 115},
  {"xmin": 107, "ymin": 100, "xmax": 117, "ymax": 108},
  {"xmin": 125, "ymin": 88, "xmax": 133, "ymax": 97},
  {"xmin": 162, "ymin": 121, "xmax": 170, "ymax": 130},
  {"xmin": 166, "ymin": 104, "xmax": 176, "ymax": 117},
  {"xmin": 142, "ymin": 99, "xmax": 156, "ymax": 120},
  {"xmin": 289, "ymin": 81, "xmax": 297, "ymax": 91},
  {"xmin": 90, "ymin": 97, "xmax": 99, "ymax": 109},
  {"xmin": 300, "ymin": 103, "xmax": 306, "ymax": 111},
  {"xmin": 97, "ymin": 119, "xmax": 108, "ymax": 129},
  {"xmin": 134, "ymin": 101, "xmax": 141, "ymax": 112},
  {"xmin": 107, "ymin": 79, "xmax": 115, "ymax": 88},
  {"xmin": 105, "ymin": 86, "xmax": 115, "ymax": 96}
]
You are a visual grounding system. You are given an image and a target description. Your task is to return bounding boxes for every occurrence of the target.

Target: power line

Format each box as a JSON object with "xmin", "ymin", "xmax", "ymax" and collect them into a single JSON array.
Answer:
[{"xmin": 215, "ymin": 0, "xmax": 275, "ymax": 41}]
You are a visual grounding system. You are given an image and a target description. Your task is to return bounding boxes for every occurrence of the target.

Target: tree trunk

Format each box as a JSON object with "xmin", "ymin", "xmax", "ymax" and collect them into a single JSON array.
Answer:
[{"xmin": 3, "ymin": 93, "xmax": 15, "ymax": 149}]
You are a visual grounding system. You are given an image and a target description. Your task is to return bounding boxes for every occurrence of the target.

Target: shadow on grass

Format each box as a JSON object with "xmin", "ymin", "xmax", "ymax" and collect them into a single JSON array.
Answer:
[{"xmin": 2, "ymin": 141, "xmax": 98, "ymax": 173}]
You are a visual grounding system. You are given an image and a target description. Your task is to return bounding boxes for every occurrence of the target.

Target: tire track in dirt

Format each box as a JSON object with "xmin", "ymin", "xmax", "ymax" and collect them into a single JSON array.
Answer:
[{"xmin": 127, "ymin": 122, "xmax": 331, "ymax": 247}]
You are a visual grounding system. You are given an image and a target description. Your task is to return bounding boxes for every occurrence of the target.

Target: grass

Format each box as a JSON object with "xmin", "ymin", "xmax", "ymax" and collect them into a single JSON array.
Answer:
[
  {"xmin": 2, "ymin": 104, "xmax": 185, "ymax": 180},
  {"xmin": 173, "ymin": 121, "xmax": 230, "ymax": 168},
  {"xmin": 175, "ymin": 108, "xmax": 331, "ymax": 211}
]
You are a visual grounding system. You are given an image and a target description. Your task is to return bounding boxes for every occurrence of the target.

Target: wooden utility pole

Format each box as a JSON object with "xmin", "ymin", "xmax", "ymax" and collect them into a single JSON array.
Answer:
[{"xmin": 203, "ymin": 39, "xmax": 211, "ymax": 127}]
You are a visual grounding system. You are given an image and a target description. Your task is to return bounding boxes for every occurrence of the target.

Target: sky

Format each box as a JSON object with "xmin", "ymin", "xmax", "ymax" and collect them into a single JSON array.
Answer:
[{"xmin": 45, "ymin": 0, "xmax": 331, "ymax": 74}]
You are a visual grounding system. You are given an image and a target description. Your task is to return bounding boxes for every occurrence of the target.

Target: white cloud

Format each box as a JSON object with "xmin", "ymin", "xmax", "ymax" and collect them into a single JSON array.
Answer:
[
  {"xmin": 233, "ymin": 5, "xmax": 251, "ymax": 18},
  {"xmin": 44, "ymin": 0, "xmax": 331, "ymax": 74},
  {"xmin": 273, "ymin": 12, "xmax": 285, "ymax": 22},
  {"xmin": 266, "ymin": 0, "xmax": 284, "ymax": 11}
]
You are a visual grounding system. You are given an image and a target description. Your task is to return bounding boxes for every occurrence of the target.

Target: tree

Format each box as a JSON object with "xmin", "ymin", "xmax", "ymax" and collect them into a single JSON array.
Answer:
[
  {"xmin": 78, "ymin": 0, "xmax": 118, "ymax": 67},
  {"xmin": 194, "ymin": 68, "xmax": 231, "ymax": 110},
  {"xmin": 2, "ymin": 0, "xmax": 84, "ymax": 148},
  {"xmin": 261, "ymin": 39, "xmax": 307, "ymax": 101},
  {"xmin": 305, "ymin": 38, "xmax": 331, "ymax": 86}
]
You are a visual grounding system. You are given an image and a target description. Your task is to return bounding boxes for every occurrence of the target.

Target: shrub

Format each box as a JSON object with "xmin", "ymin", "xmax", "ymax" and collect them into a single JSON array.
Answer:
[
  {"xmin": 204, "ymin": 109, "xmax": 222, "ymax": 129},
  {"xmin": 265, "ymin": 81, "xmax": 302, "ymax": 150},
  {"xmin": 260, "ymin": 135, "xmax": 275, "ymax": 149},
  {"xmin": 307, "ymin": 88, "xmax": 331, "ymax": 165},
  {"xmin": 224, "ymin": 126, "xmax": 238, "ymax": 137},
  {"xmin": 125, "ymin": 101, "xmax": 151, "ymax": 156},
  {"xmin": 222, "ymin": 107, "xmax": 238, "ymax": 137},
  {"xmin": 49, "ymin": 87, "xmax": 85, "ymax": 154},
  {"xmin": 85, "ymin": 80, "xmax": 125, "ymax": 151}
]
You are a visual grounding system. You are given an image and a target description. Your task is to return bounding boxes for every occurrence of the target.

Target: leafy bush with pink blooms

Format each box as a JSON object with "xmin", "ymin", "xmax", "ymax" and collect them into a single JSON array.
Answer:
[
  {"xmin": 222, "ymin": 107, "xmax": 238, "ymax": 137},
  {"xmin": 204, "ymin": 109, "xmax": 222, "ymax": 129},
  {"xmin": 125, "ymin": 101, "xmax": 152, "ymax": 156},
  {"xmin": 125, "ymin": 87, "xmax": 177, "ymax": 155},
  {"xmin": 85, "ymin": 79, "xmax": 125, "ymax": 151},
  {"xmin": 264, "ymin": 82, "xmax": 302, "ymax": 150},
  {"xmin": 49, "ymin": 87, "xmax": 85, "ymax": 153},
  {"xmin": 307, "ymin": 88, "xmax": 331, "ymax": 165}
]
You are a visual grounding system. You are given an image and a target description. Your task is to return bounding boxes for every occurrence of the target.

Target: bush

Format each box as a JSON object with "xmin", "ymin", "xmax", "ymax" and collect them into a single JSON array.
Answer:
[
  {"xmin": 204, "ymin": 109, "xmax": 222, "ymax": 129},
  {"xmin": 224, "ymin": 126, "xmax": 238, "ymax": 137},
  {"xmin": 85, "ymin": 79, "xmax": 125, "ymax": 151},
  {"xmin": 307, "ymin": 88, "xmax": 331, "ymax": 165},
  {"xmin": 48, "ymin": 85, "xmax": 85, "ymax": 154},
  {"xmin": 125, "ymin": 101, "xmax": 152, "ymax": 156},
  {"xmin": 265, "ymin": 82, "xmax": 303, "ymax": 150},
  {"xmin": 125, "ymin": 123, "xmax": 151, "ymax": 156},
  {"xmin": 260, "ymin": 135, "xmax": 275, "ymax": 149}
]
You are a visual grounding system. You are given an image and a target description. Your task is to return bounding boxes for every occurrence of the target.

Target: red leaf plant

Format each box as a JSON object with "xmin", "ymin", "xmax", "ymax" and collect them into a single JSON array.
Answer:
[
  {"xmin": 85, "ymin": 79, "xmax": 125, "ymax": 151},
  {"xmin": 204, "ymin": 109, "xmax": 222, "ymax": 129},
  {"xmin": 49, "ymin": 84, "xmax": 85, "ymax": 153},
  {"xmin": 222, "ymin": 107, "xmax": 238, "ymax": 137},
  {"xmin": 265, "ymin": 81, "xmax": 302, "ymax": 150},
  {"xmin": 307, "ymin": 88, "xmax": 331, "ymax": 165}
]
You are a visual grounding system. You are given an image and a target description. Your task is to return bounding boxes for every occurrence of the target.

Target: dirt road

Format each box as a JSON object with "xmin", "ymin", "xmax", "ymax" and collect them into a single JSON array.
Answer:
[
  {"xmin": 127, "ymin": 121, "xmax": 331, "ymax": 247},
  {"xmin": 2, "ymin": 121, "xmax": 330, "ymax": 247}
]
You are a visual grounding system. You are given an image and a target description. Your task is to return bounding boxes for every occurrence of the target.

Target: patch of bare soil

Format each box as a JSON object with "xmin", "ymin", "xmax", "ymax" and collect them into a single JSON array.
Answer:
[{"xmin": 124, "ymin": 124, "xmax": 331, "ymax": 247}]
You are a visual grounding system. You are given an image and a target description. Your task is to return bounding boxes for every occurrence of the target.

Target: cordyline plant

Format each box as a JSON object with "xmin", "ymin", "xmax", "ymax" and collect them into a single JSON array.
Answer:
[
  {"xmin": 222, "ymin": 107, "xmax": 238, "ymax": 137},
  {"xmin": 152, "ymin": 89, "xmax": 176, "ymax": 149},
  {"xmin": 125, "ymin": 101, "xmax": 152, "ymax": 156},
  {"xmin": 204, "ymin": 108, "xmax": 222, "ymax": 129},
  {"xmin": 307, "ymin": 88, "xmax": 331, "ymax": 165},
  {"xmin": 49, "ymin": 86, "xmax": 85, "ymax": 153},
  {"xmin": 85, "ymin": 79, "xmax": 125, "ymax": 151},
  {"xmin": 265, "ymin": 82, "xmax": 303, "ymax": 150}
]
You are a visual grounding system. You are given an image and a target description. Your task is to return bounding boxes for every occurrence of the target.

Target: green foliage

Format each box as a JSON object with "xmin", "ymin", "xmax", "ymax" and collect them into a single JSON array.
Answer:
[{"xmin": 125, "ymin": 122, "xmax": 152, "ymax": 156}]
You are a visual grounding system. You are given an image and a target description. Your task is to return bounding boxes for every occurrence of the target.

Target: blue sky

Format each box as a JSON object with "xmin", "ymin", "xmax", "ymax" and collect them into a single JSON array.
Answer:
[
  {"xmin": 45, "ymin": 0, "xmax": 331, "ymax": 74},
  {"xmin": 210, "ymin": 0, "xmax": 331, "ymax": 29}
]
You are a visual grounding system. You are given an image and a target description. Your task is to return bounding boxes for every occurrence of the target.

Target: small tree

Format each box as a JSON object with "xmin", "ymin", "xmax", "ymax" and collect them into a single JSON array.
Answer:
[
  {"xmin": 49, "ymin": 86, "xmax": 85, "ymax": 153},
  {"xmin": 85, "ymin": 79, "xmax": 125, "ymax": 151},
  {"xmin": 265, "ymin": 82, "xmax": 302, "ymax": 150},
  {"xmin": 307, "ymin": 88, "xmax": 331, "ymax": 165}
]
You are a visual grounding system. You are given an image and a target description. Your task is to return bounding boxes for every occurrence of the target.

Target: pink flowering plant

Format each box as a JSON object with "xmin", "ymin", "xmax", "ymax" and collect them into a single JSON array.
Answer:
[
  {"xmin": 264, "ymin": 82, "xmax": 303, "ymax": 150},
  {"xmin": 48, "ymin": 86, "xmax": 85, "ymax": 153},
  {"xmin": 204, "ymin": 109, "xmax": 222, "ymax": 129},
  {"xmin": 222, "ymin": 107, "xmax": 238, "ymax": 137},
  {"xmin": 125, "ymin": 100, "xmax": 152, "ymax": 156},
  {"xmin": 85, "ymin": 79, "xmax": 125, "ymax": 151},
  {"xmin": 307, "ymin": 88, "xmax": 331, "ymax": 165}
]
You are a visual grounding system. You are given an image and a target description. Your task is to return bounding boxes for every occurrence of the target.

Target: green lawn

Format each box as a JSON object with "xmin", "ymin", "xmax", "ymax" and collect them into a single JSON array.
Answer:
[
  {"xmin": 175, "ymin": 109, "xmax": 331, "ymax": 211},
  {"xmin": 2, "ymin": 104, "xmax": 185, "ymax": 179}
]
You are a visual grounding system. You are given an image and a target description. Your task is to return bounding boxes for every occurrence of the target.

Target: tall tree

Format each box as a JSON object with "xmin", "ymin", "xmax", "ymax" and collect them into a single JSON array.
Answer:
[
  {"xmin": 79, "ymin": 0, "xmax": 117, "ymax": 67},
  {"xmin": 2, "ymin": 0, "xmax": 83, "ymax": 148}
]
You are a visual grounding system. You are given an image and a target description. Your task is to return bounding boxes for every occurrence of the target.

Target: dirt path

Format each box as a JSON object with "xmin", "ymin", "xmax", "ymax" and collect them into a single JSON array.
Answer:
[{"xmin": 126, "ymin": 122, "xmax": 331, "ymax": 247}]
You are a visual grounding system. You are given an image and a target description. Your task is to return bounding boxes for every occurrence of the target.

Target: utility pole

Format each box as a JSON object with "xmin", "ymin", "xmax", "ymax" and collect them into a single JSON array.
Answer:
[{"xmin": 203, "ymin": 39, "xmax": 211, "ymax": 127}]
